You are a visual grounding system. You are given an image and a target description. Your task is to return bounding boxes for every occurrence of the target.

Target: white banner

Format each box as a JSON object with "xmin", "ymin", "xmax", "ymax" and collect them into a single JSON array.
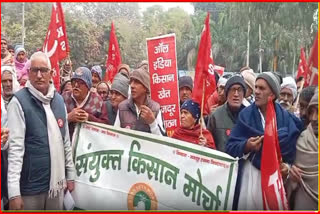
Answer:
[{"xmin": 72, "ymin": 122, "xmax": 238, "ymax": 211}]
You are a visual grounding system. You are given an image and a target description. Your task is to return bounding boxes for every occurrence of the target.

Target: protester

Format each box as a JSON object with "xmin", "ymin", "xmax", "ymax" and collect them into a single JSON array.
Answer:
[
  {"xmin": 204, "ymin": 75, "xmax": 228, "ymax": 116},
  {"xmin": 1, "ymin": 66, "xmax": 20, "ymax": 109},
  {"xmin": 1, "ymin": 36, "xmax": 13, "ymax": 66},
  {"xmin": 172, "ymin": 99, "xmax": 216, "ymax": 149},
  {"xmin": 91, "ymin": 65, "xmax": 102, "ymax": 89},
  {"xmin": 279, "ymin": 76, "xmax": 297, "ymax": 112},
  {"xmin": 296, "ymin": 76, "xmax": 304, "ymax": 91},
  {"xmin": 63, "ymin": 67, "xmax": 109, "ymax": 140},
  {"xmin": 106, "ymin": 73, "xmax": 129, "ymax": 125},
  {"xmin": 178, "ymin": 76, "xmax": 193, "ymax": 106},
  {"xmin": 60, "ymin": 59, "xmax": 73, "ymax": 84},
  {"xmin": 286, "ymin": 88, "xmax": 318, "ymax": 210},
  {"xmin": 1, "ymin": 96, "xmax": 9, "ymax": 210},
  {"xmin": 14, "ymin": 47, "xmax": 29, "ymax": 79},
  {"xmin": 7, "ymin": 45, "xmax": 14, "ymax": 57},
  {"xmin": 137, "ymin": 60, "xmax": 148, "ymax": 73},
  {"xmin": 114, "ymin": 68, "xmax": 165, "ymax": 135},
  {"xmin": 1, "ymin": 127, "xmax": 9, "ymax": 211},
  {"xmin": 240, "ymin": 67, "xmax": 256, "ymax": 106},
  {"xmin": 97, "ymin": 81, "xmax": 110, "ymax": 101},
  {"xmin": 117, "ymin": 64, "xmax": 130, "ymax": 79},
  {"xmin": 7, "ymin": 52, "xmax": 75, "ymax": 210},
  {"xmin": 207, "ymin": 75, "xmax": 246, "ymax": 152},
  {"xmin": 60, "ymin": 80, "xmax": 72, "ymax": 94},
  {"xmin": 226, "ymin": 72, "xmax": 303, "ymax": 210},
  {"xmin": 298, "ymin": 86, "xmax": 316, "ymax": 130},
  {"xmin": 17, "ymin": 59, "xmax": 30, "ymax": 83}
]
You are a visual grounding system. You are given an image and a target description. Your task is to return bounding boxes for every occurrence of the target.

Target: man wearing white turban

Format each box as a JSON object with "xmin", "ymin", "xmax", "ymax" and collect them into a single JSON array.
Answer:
[
  {"xmin": 1, "ymin": 66, "xmax": 20, "ymax": 109},
  {"xmin": 279, "ymin": 76, "xmax": 297, "ymax": 112}
]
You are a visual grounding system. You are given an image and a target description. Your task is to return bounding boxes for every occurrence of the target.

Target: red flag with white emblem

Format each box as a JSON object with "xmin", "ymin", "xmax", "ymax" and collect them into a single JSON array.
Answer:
[
  {"xmin": 104, "ymin": 21, "xmax": 122, "ymax": 83},
  {"xmin": 192, "ymin": 12, "xmax": 216, "ymax": 109},
  {"xmin": 306, "ymin": 33, "xmax": 318, "ymax": 86},
  {"xmin": 296, "ymin": 47, "xmax": 308, "ymax": 81},
  {"xmin": 42, "ymin": 3, "xmax": 69, "ymax": 91},
  {"xmin": 261, "ymin": 97, "xmax": 288, "ymax": 210}
]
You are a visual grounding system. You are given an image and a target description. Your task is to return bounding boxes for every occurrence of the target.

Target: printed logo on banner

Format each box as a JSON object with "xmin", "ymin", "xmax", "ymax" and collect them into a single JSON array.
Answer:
[{"xmin": 127, "ymin": 183, "xmax": 158, "ymax": 210}]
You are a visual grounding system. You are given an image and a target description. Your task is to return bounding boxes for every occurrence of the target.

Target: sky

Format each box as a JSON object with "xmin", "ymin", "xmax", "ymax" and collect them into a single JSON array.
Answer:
[{"xmin": 138, "ymin": 3, "xmax": 194, "ymax": 15}]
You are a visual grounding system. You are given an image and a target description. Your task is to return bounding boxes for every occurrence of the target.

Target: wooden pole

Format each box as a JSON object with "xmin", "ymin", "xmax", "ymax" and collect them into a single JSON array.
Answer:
[
  {"xmin": 292, "ymin": 52, "xmax": 296, "ymax": 78},
  {"xmin": 246, "ymin": 19, "xmax": 250, "ymax": 67},
  {"xmin": 259, "ymin": 24, "xmax": 262, "ymax": 73},
  {"xmin": 294, "ymin": 79, "xmax": 304, "ymax": 111},
  {"xmin": 200, "ymin": 79, "xmax": 206, "ymax": 136}
]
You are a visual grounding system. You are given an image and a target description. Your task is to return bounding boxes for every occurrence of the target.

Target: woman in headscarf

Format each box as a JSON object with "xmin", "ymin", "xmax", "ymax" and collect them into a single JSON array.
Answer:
[
  {"xmin": 172, "ymin": 99, "xmax": 216, "ymax": 149},
  {"xmin": 14, "ymin": 46, "xmax": 29, "ymax": 79}
]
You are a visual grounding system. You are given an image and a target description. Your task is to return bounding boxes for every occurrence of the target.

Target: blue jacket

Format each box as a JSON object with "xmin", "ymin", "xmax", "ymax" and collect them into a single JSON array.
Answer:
[{"xmin": 226, "ymin": 102, "xmax": 303, "ymax": 209}]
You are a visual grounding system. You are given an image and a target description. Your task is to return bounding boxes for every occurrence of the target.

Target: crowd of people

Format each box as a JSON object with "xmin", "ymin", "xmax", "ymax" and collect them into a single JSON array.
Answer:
[{"xmin": 1, "ymin": 34, "xmax": 318, "ymax": 211}]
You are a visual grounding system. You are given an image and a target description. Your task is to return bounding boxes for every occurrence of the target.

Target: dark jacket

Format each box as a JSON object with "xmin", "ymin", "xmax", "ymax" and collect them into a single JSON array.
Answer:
[
  {"xmin": 106, "ymin": 100, "xmax": 117, "ymax": 125},
  {"xmin": 207, "ymin": 103, "xmax": 245, "ymax": 152},
  {"xmin": 225, "ymin": 102, "xmax": 303, "ymax": 209},
  {"xmin": 118, "ymin": 97, "xmax": 160, "ymax": 133},
  {"xmin": 15, "ymin": 88, "xmax": 66, "ymax": 195}
]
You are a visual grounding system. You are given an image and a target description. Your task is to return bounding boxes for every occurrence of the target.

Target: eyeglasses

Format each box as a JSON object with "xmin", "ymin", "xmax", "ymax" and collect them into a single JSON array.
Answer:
[
  {"xmin": 229, "ymin": 86, "xmax": 244, "ymax": 95},
  {"xmin": 71, "ymin": 79, "xmax": 86, "ymax": 86},
  {"xmin": 29, "ymin": 67, "xmax": 50, "ymax": 74}
]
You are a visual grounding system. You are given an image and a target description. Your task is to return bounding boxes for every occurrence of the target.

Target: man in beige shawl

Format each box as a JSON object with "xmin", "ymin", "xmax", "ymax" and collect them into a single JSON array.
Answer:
[{"xmin": 287, "ymin": 88, "xmax": 318, "ymax": 210}]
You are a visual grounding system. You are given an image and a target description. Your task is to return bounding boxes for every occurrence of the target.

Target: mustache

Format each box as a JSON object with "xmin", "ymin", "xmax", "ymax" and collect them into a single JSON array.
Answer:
[
  {"xmin": 73, "ymin": 88, "xmax": 81, "ymax": 92},
  {"xmin": 279, "ymin": 100, "xmax": 291, "ymax": 106}
]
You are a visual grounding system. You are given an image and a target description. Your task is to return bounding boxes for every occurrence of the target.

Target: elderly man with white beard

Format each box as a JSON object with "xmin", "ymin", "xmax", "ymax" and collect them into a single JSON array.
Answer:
[{"xmin": 279, "ymin": 76, "xmax": 297, "ymax": 113}]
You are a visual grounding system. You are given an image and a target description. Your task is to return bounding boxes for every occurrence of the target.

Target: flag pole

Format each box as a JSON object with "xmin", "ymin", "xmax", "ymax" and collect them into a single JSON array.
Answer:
[
  {"xmin": 200, "ymin": 79, "xmax": 206, "ymax": 136},
  {"xmin": 293, "ymin": 79, "xmax": 304, "ymax": 115}
]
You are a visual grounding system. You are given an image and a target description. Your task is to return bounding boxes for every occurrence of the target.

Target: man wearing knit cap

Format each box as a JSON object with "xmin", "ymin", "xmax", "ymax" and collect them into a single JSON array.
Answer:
[
  {"xmin": 137, "ymin": 60, "xmax": 148, "ymax": 73},
  {"xmin": 114, "ymin": 68, "xmax": 165, "ymax": 135},
  {"xmin": 204, "ymin": 74, "xmax": 229, "ymax": 116},
  {"xmin": 91, "ymin": 65, "xmax": 102, "ymax": 88},
  {"xmin": 226, "ymin": 71, "xmax": 303, "ymax": 210},
  {"xmin": 106, "ymin": 73, "xmax": 129, "ymax": 125},
  {"xmin": 178, "ymin": 76, "xmax": 193, "ymax": 106},
  {"xmin": 207, "ymin": 75, "xmax": 246, "ymax": 152},
  {"xmin": 279, "ymin": 76, "xmax": 297, "ymax": 112},
  {"xmin": 240, "ymin": 67, "xmax": 256, "ymax": 107},
  {"xmin": 287, "ymin": 88, "xmax": 318, "ymax": 210},
  {"xmin": 117, "ymin": 64, "xmax": 130, "ymax": 79},
  {"xmin": 63, "ymin": 67, "xmax": 109, "ymax": 140},
  {"xmin": 172, "ymin": 99, "xmax": 216, "ymax": 149}
]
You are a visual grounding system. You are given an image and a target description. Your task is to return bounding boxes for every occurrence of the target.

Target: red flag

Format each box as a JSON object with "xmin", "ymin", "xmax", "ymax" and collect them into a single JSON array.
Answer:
[
  {"xmin": 306, "ymin": 33, "xmax": 318, "ymax": 86},
  {"xmin": 296, "ymin": 47, "xmax": 308, "ymax": 81},
  {"xmin": 104, "ymin": 21, "xmax": 122, "ymax": 83},
  {"xmin": 192, "ymin": 12, "xmax": 216, "ymax": 109},
  {"xmin": 261, "ymin": 97, "xmax": 288, "ymax": 210},
  {"xmin": 43, "ymin": 3, "xmax": 69, "ymax": 91},
  {"xmin": 213, "ymin": 65, "xmax": 225, "ymax": 76}
]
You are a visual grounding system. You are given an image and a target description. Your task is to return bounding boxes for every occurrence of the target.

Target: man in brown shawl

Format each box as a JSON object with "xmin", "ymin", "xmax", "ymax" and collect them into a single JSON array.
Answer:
[{"xmin": 287, "ymin": 88, "xmax": 318, "ymax": 210}]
